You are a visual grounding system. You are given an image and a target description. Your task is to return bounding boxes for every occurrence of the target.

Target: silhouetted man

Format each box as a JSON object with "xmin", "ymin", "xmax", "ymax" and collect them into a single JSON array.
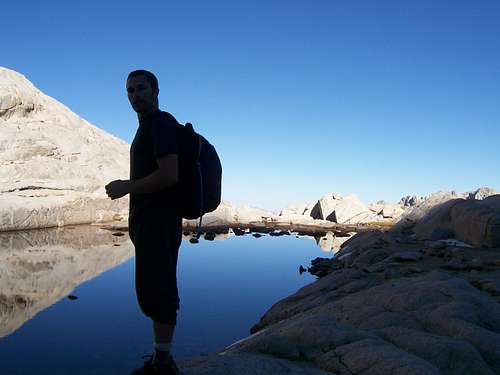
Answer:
[{"xmin": 105, "ymin": 70, "xmax": 181, "ymax": 375}]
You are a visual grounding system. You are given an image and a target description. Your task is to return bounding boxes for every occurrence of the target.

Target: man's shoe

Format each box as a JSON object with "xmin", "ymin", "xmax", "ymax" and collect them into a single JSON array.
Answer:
[{"xmin": 131, "ymin": 354, "xmax": 180, "ymax": 375}]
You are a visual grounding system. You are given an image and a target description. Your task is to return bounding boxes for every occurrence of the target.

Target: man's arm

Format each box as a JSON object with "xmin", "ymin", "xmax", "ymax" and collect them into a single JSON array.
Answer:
[
  {"xmin": 128, "ymin": 154, "xmax": 178, "ymax": 194},
  {"xmin": 106, "ymin": 115, "xmax": 181, "ymax": 200}
]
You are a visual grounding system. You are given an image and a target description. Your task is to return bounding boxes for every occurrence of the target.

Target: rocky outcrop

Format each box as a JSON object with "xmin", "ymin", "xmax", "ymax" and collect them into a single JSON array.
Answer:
[
  {"xmin": 369, "ymin": 201, "xmax": 405, "ymax": 219},
  {"xmin": 310, "ymin": 193, "xmax": 378, "ymax": 224},
  {"xmin": 279, "ymin": 202, "xmax": 315, "ymax": 217},
  {"xmin": 183, "ymin": 201, "xmax": 276, "ymax": 228},
  {"xmin": 0, "ymin": 225, "xmax": 132, "ymax": 338},
  {"xmin": 397, "ymin": 188, "xmax": 499, "ymax": 227},
  {"xmin": 397, "ymin": 191, "xmax": 468, "ymax": 225},
  {"xmin": 178, "ymin": 353, "xmax": 332, "ymax": 375},
  {"xmin": 200, "ymin": 196, "xmax": 500, "ymax": 374},
  {"xmin": 223, "ymin": 226, "xmax": 500, "ymax": 375},
  {"xmin": 468, "ymin": 187, "xmax": 499, "ymax": 200},
  {"xmin": 411, "ymin": 195, "xmax": 500, "ymax": 247},
  {"xmin": 0, "ymin": 67, "xmax": 129, "ymax": 231},
  {"xmin": 280, "ymin": 193, "xmax": 401, "ymax": 225},
  {"xmin": 277, "ymin": 188, "xmax": 498, "ymax": 228},
  {"xmin": 380, "ymin": 203, "xmax": 405, "ymax": 219}
]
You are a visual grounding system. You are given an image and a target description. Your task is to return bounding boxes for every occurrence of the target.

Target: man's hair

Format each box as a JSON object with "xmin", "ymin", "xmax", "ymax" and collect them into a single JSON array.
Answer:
[{"xmin": 127, "ymin": 70, "xmax": 159, "ymax": 93}]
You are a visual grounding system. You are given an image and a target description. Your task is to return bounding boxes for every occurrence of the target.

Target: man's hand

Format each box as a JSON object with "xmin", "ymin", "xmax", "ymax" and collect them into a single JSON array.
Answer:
[{"xmin": 105, "ymin": 180, "xmax": 130, "ymax": 200}]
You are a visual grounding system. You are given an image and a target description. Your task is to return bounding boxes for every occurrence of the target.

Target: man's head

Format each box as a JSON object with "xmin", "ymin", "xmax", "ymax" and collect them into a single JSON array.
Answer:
[{"xmin": 126, "ymin": 70, "xmax": 159, "ymax": 114}]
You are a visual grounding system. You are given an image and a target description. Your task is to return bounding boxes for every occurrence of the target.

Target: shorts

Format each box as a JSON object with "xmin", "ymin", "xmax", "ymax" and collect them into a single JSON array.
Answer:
[{"xmin": 128, "ymin": 209, "xmax": 182, "ymax": 325}]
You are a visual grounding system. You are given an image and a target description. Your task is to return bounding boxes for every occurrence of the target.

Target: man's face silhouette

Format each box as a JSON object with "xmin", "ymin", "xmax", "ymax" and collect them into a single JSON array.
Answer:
[{"xmin": 126, "ymin": 75, "xmax": 158, "ymax": 114}]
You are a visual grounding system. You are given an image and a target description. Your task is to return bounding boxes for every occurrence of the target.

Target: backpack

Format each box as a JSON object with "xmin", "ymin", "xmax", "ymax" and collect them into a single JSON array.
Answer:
[{"xmin": 177, "ymin": 122, "xmax": 222, "ymax": 221}]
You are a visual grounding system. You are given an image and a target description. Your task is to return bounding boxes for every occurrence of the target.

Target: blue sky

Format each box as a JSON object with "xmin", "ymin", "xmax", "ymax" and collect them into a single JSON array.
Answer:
[{"xmin": 2, "ymin": 0, "xmax": 499, "ymax": 211}]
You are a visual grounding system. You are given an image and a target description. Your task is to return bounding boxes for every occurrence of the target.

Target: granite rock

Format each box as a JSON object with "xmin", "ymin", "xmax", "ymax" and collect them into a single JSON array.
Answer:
[
  {"xmin": 310, "ymin": 193, "xmax": 382, "ymax": 224},
  {"xmin": 0, "ymin": 67, "xmax": 129, "ymax": 231}
]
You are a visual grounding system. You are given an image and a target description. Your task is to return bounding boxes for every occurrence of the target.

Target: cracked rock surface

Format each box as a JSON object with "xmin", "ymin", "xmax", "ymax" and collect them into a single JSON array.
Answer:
[{"xmin": 178, "ymin": 353, "xmax": 332, "ymax": 375}]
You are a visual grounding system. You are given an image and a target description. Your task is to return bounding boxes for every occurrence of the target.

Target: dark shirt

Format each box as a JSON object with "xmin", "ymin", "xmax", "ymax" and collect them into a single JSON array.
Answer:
[{"xmin": 129, "ymin": 109, "xmax": 181, "ymax": 220}]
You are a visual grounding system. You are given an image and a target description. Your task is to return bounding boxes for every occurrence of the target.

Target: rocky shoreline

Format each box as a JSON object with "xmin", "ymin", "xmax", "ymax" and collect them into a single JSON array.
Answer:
[
  {"xmin": 2, "ymin": 199, "xmax": 498, "ymax": 374},
  {"xmin": 100, "ymin": 220, "xmax": 392, "ymax": 239},
  {"xmin": 176, "ymin": 195, "xmax": 500, "ymax": 374}
]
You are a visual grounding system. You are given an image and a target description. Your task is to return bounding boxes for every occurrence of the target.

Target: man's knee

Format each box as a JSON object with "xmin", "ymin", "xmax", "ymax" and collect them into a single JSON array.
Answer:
[
  {"xmin": 150, "ymin": 308, "xmax": 178, "ymax": 325},
  {"xmin": 138, "ymin": 298, "xmax": 178, "ymax": 325},
  {"xmin": 136, "ymin": 284, "xmax": 179, "ymax": 324}
]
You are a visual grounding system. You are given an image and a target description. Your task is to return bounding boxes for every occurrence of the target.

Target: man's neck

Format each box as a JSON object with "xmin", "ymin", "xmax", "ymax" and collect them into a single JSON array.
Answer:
[{"xmin": 138, "ymin": 106, "xmax": 159, "ymax": 121}]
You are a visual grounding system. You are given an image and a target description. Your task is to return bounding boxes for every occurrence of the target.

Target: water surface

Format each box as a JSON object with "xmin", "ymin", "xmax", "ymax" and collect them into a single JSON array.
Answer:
[{"xmin": 0, "ymin": 226, "xmax": 335, "ymax": 374}]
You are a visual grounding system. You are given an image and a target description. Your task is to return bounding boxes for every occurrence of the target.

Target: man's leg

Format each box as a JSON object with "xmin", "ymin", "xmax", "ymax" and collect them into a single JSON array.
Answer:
[
  {"xmin": 152, "ymin": 321, "xmax": 175, "ymax": 363},
  {"xmin": 149, "ymin": 212, "xmax": 182, "ymax": 365},
  {"xmin": 154, "ymin": 321, "xmax": 175, "ymax": 343},
  {"xmin": 131, "ymin": 211, "xmax": 181, "ymax": 373}
]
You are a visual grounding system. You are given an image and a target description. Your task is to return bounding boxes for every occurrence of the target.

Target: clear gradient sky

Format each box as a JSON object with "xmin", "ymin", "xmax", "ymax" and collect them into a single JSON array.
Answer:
[{"xmin": 2, "ymin": 0, "xmax": 499, "ymax": 211}]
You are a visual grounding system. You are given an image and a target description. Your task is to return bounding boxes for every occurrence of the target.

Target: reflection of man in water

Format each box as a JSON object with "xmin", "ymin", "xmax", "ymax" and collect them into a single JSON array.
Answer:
[{"xmin": 105, "ymin": 70, "xmax": 181, "ymax": 374}]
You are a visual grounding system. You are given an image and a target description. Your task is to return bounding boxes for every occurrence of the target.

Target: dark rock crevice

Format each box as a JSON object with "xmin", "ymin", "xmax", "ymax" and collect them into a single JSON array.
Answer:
[{"xmin": 1, "ymin": 186, "xmax": 74, "ymax": 193}]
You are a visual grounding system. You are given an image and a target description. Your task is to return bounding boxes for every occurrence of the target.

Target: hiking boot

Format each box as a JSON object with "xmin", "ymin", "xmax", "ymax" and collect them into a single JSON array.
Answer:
[{"xmin": 131, "ymin": 354, "xmax": 180, "ymax": 375}]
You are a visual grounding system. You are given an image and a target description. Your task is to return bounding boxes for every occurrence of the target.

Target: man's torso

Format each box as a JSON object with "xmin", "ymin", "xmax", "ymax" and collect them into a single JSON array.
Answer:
[{"xmin": 129, "ymin": 110, "xmax": 181, "ymax": 220}]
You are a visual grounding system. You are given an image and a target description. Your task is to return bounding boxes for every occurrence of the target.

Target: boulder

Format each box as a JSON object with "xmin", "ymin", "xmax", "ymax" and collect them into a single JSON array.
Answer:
[
  {"xmin": 368, "ymin": 202, "xmax": 385, "ymax": 214},
  {"xmin": 381, "ymin": 203, "xmax": 405, "ymax": 219},
  {"xmin": 368, "ymin": 200, "xmax": 404, "ymax": 219},
  {"xmin": 279, "ymin": 202, "xmax": 314, "ymax": 216},
  {"xmin": 412, "ymin": 197, "xmax": 500, "ymax": 247},
  {"xmin": 310, "ymin": 192, "xmax": 342, "ymax": 220},
  {"xmin": 310, "ymin": 193, "xmax": 381, "ymax": 224},
  {"xmin": 183, "ymin": 201, "xmax": 276, "ymax": 228},
  {"xmin": 398, "ymin": 191, "xmax": 467, "ymax": 225},
  {"xmin": 302, "ymin": 201, "xmax": 316, "ymax": 217},
  {"xmin": 397, "ymin": 188, "xmax": 499, "ymax": 229},
  {"xmin": 449, "ymin": 198, "xmax": 500, "ymax": 247},
  {"xmin": 479, "ymin": 194, "xmax": 500, "ymax": 211}
]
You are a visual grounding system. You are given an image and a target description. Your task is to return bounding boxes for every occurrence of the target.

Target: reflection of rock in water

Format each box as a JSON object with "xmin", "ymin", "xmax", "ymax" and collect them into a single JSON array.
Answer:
[
  {"xmin": 214, "ymin": 232, "xmax": 235, "ymax": 241},
  {"xmin": 315, "ymin": 231, "xmax": 356, "ymax": 252},
  {"xmin": 180, "ymin": 227, "xmax": 355, "ymax": 253},
  {"xmin": 0, "ymin": 225, "xmax": 133, "ymax": 338},
  {"xmin": 182, "ymin": 231, "xmax": 235, "ymax": 242}
]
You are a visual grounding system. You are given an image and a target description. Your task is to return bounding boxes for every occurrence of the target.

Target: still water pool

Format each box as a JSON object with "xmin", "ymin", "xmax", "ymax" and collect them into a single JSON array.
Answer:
[{"xmin": 0, "ymin": 227, "xmax": 331, "ymax": 374}]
